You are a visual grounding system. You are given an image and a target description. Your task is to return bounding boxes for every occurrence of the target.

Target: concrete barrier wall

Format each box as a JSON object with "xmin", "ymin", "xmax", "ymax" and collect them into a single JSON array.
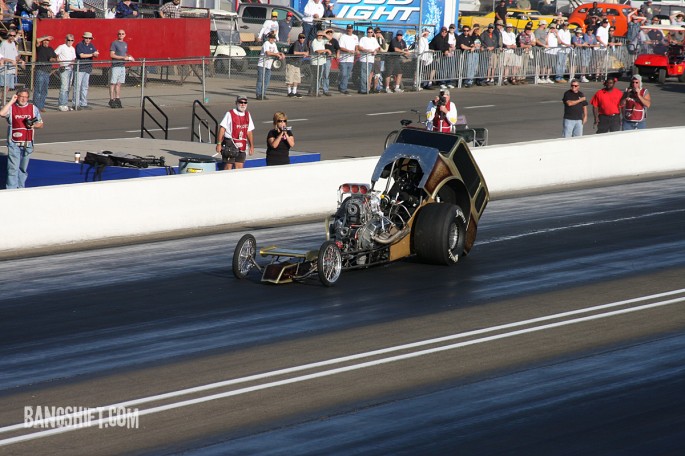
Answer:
[{"xmin": 2, "ymin": 128, "xmax": 685, "ymax": 253}]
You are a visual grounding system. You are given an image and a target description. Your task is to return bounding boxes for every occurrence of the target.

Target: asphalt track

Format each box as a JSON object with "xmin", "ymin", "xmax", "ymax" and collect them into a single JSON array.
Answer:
[{"xmin": 1, "ymin": 176, "xmax": 684, "ymax": 454}]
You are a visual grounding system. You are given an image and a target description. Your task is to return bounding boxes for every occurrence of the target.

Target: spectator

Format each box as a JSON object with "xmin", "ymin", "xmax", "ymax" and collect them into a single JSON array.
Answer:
[
  {"xmin": 608, "ymin": 26, "xmax": 622, "ymax": 47},
  {"xmin": 302, "ymin": 0, "xmax": 324, "ymax": 46},
  {"xmin": 109, "ymin": 29, "xmax": 134, "ymax": 109},
  {"xmin": 545, "ymin": 24, "xmax": 562, "ymax": 83},
  {"xmin": 15, "ymin": 0, "xmax": 38, "ymax": 17},
  {"xmin": 309, "ymin": 29, "xmax": 328, "ymax": 96},
  {"xmin": 115, "ymin": 0, "xmax": 138, "ymax": 18},
  {"xmin": 258, "ymin": 11, "xmax": 279, "ymax": 42},
  {"xmin": 286, "ymin": 32, "xmax": 308, "ymax": 98},
  {"xmin": 639, "ymin": 0, "xmax": 654, "ymax": 22},
  {"xmin": 55, "ymin": 34, "xmax": 75, "ymax": 112},
  {"xmin": 1, "ymin": 88, "xmax": 43, "ymax": 189},
  {"xmin": 447, "ymin": 23, "xmax": 457, "ymax": 54},
  {"xmin": 647, "ymin": 18, "xmax": 668, "ymax": 54},
  {"xmin": 322, "ymin": 29, "xmax": 339, "ymax": 96},
  {"xmin": 68, "ymin": 0, "xmax": 96, "ymax": 18},
  {"xmin": 535, "ymin": 20, "xmax": 552, "ymax": 83},
  {"xmin": 670, "ymin": 11, "xmax": 685, "ymax": 26},
  {"xmin": 590, "ymin": 77, "xmax": 623, "ymax": 133},
  {"xmin": 74, "ymin": 31, "xmax": 98, "ymax": 110},
  {"xmin": 358, "ymin": 27, "xmax": 379, "ymax": 94},
  {"xmin": 216, "ymin": 95, "xmax": 254, "ymax": 170},
  {"xmin": 583, "ymin": 27, "xmax": 600, "ymax": 80},
  {"xmin": 417, "ymin": 28, "xmax": 435, "ymax": 89},
  {"xmin": 561, "ymin": 79, "xmax": 587, "ymax": 137},
  {"xmin": 557, "ymin": 22, "xmax": 572, "ymax": 82},
  {"xmin": 517, "ymin": 24, "xmax": 536, "ymax": 85},
  {"xmin": 480, "ymin": 23, "xmax": 499, "ymax": 86},
  {"xmin": 33, "ymin": 35, "xmax": 56, "ymax": 112},
  {"xmin": 502, "ymin": 23, "xmax": 518, "ymax": 85},
  {"xmin": 456, "ymin": 25, "xmax": 477, "ymax": 88},
  {"xmin": 322, "ymin": 0, "xmax": 334, "ymax": 18},
  {"xmin": 571, "ymin": 27, "xmax": 589, "ymax": 83},
  {"xmin": 626, "ymin": 10, "xmax": 646, "ymax": 54},
  {"xmin": 495, "ymin": 0, "xmax": 507, "ymax": 26},
  {"xmin": 620, "ymin": 74, "xmax": 651, "ymax": 130},
  {"xmin": 337, "ymin": 24, "xmax": 357, "ymax": 95},
  {"xmin": 386, "ymin": 30, "xmax": 409, "ymax": 93},
  {"xmin": 36, "ymin": 0, "xmax": 51, "ymax": 18},
  {"xmin": 278, "ymin": 12, "xmax": 294, "ymax": 44},
  {"xmin": 48, "ymin": 0, "xmax": 67, "ymax": 18},
  {"xmin": 0, "ymin": 29, "xmax": 24, "ymax": 91},
  {"xmin": 586, "ymin": 1, "xmax": 602, "ymax": 24},
  {"xmin": 373, "ymin": 27, "xmax": 388, "ymax": 92},
  {"xmin": 256, "ymin": 32, "xmax": 284, "ymax": 100},
  {"xmin": 266, "ymin": 111, "xmax": 294, "ymax": 166},
  {"xmin": 158, "ymin": 0, "xmax": 181, "ymax": 19},
  {"xmin": 429, "ymin": 26, "xmax": 451, "ymax": 89},
  {"xmin": 426, "ymin": 89, "xmax": 457, "ymax": 133}
]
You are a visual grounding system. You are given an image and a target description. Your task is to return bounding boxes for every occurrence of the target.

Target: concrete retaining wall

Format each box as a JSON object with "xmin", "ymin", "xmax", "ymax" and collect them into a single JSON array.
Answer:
[{"xmin": 2, "ymin": 128, "xmax": 684, "ymax": 253}]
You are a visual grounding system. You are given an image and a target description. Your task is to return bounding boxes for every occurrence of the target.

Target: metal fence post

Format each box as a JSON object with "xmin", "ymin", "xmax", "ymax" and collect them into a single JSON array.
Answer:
[
  {"xmin": 140, "ymin": 58, "xmax": 146, "ymax": 107},
  {"xmin": 74, "ymin": 61, "xmax": 80, "ymax": 110}
]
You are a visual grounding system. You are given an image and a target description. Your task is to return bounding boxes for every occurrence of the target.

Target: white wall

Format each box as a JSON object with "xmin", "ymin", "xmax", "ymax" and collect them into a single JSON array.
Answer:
[{"xmin": 2, "ymin": 128, "xmax": 684, "ymax": 253}]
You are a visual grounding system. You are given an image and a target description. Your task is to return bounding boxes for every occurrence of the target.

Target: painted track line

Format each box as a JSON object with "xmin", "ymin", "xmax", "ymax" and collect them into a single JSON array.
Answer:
[
  {"xmin": 464, "ymin": 105, "xmax": 495, "ymax": 109},
  {"xmin": 261, "ymin": 118, "xmax": 308, "ymax": 124},
  {"xmin": 1, "ymin": 289, "xmax": 684, "ymax": 445},
  {"xmin": 366, "ymin": 111, "xmax": 406, "ymax": 116}
]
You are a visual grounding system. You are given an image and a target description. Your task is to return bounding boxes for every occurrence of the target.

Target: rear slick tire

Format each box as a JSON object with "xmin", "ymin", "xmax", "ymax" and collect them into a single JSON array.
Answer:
[{"xmin": 413, "ymin": 203, "xmax": 467, "ymax": 265}]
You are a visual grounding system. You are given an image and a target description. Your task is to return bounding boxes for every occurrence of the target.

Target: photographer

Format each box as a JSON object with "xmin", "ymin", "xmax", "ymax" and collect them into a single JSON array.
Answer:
[
  {"xmin": 620, "ymin": 74, "xmax": 651, "ymax": 130},
  {"xmin": 1, "ymin": 89, "xmax": 43, "ymax": 189},
  {"xmin": 425, "ymin": 89, "xmax": 458, "ymax": 133},
  {"xmin": 266, "ymin": 112, "xmax": 295, "ymax": 166},
  {"xmin": 216, "ymin": 96, "xmax": 255, "ymax": 170}
]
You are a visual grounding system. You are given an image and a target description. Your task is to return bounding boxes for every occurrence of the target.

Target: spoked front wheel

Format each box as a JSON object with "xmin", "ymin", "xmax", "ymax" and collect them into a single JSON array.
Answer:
[
  {"xmin": 317, "ymin": 241, "xmax": 342, "ymax": 287},
  {"xmin": 232, "ymin": 234, "xmax": 257, "ymax": 279},
  {"xmin": 384, "ymin": 130, "xmax": 399, "ymax": 150}
]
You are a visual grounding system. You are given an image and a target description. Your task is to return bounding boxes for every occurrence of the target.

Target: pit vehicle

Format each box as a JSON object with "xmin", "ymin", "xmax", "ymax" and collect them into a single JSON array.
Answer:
[
  {"xmin": 232, "ymin": 128, "xmax": 490, "ymax": 286},
  {"xmin": 632, "ymin": 25, "xmax": 685, "ymax": 83}
]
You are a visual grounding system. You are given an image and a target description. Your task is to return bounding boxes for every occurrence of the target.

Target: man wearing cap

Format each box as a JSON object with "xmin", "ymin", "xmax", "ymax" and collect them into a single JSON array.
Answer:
[
  {"xmin": 0, "ymin": 29, "xmax": 24, "ymax": 93},
  {"xmin": 55, "ymin": 34, "xmax": 76, "ymax": 112},
  {"xmin": 620, "ymin": 74, "xmax": 651, "ymax": 130},
  {"xmin": 456, "ymin": 25, "xmax": 477, "ymax": 88},
  {"xmin": 386, "ymin": 30, "xmax": 409, "ymax": 92},
  {"xmin": 256, "ymin": 32, "xmax": 284, "ymax": 100},
  {"xmin": 561, "ymin": 79, "xmax": 587, "ymax": 137},
  {"xmin": 517, "ymin": 24, "xmax": 536, "ymax": 85},
  {"xmin": 279, "ymin": 12, "xmax": 294, "ymax": 43},
  {"xmin": 480, "ymin": 23, "xmax": 500, "ymax": 85},
  {"xmin": 646, "ymin": 20, "xmax": 668, "ymax": 54},
  {"xmin": 68, "ymin": 0, "xmax": 97, "ymax": 18},
  {"xmin": 534, "ymin": 20, "xmax": 552, "ymax": 83},
  {"xmin": 286, "ymin": 33, "xmax": 308, "ymax": 97},
  {"xmin": 75, "ymin": 32, "xmax": 98, "ymax": 110},
  {"xmin": 626, "ymin": 9, "xmax": 646, "ymax": 54},
  {"xmin": 33, "ymin": 35, "xmax": 56, "ymax": 112},
  {"xmin": 259, "ymin": 11, "xmax": 280, "ymax": 42},
  {"xmin": 571, "ymin": 27, "xmax": 589, "ymax": 83},
  {"xmin": 309, "ymin": 29, "xmax": 330, "ymax": 96},
  {"xmin": 158, "ymin": 0, "xmax": 181, "ymax": 19},
  {"xmin": 303, "ymin": 0, "xmax": 324, "ymax": 45},
  {"xmin": 337, "ymin": 24, "xmax": 357, "ymax": 94},
  {"xmin": 502, "ymin": 23, "xmax": 519, "ymax": 85},
  {"xmin": 358, "ymin": 27, "xmax": 380, "ymax": 94},
  {"xmin": 596, "ymin": 19, "xmax": 610, "ymax": 49},
  {"xmin": 590, "ymin": 77, "xmax": 623, "ymax": 133},
  {"xmin": 1, "ymin": 88, "xmax": 43, "ymax": 189},
  {"xmin": 216, "ymin": 96, "xmax": 254, "ymax": 170},
  {"xmin": 426, "ymin": 89, "xmax": 457, "ymax": 133},
  {"xmin": 430, "ymin": 26, "xmax": 451, "ymax": 89}
]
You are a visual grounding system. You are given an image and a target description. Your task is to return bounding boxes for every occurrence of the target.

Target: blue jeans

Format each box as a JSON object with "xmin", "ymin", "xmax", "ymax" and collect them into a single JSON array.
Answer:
[
  {"xmin": 303, "ymin": 23, "xmax": 316, "ymax": 45},
  {"xmin": 33, "ymin": 70, "xmax": 50, "ymax": 110},
  {"xmin": 5, "ymin": 140, "xmax": 33, "ymax": 189},
  {"xmin": 622, "ymin": 119, "xmax": 646, "ymax": 130},
  {"xmin": 562, "ymin": 118, "xmax": 583, "ymax": 137},
  {"xmin": 75, "ymin": 71, "xmax": 91, "ymax": 107},
  {"xmin": 59, "ymin": 68, "xmax": 73, "ymax": 107},
  {"xmin": 556, "ymin": 51, "xmax": 568, "ymax": 80},
  {"xmin": 256, "ymin": 66, "xmax": 271, "ymax": 98},
  {"xmin": 359, "ymin": 60, "xmax": 372, "ymax": 93},
  {"xmin": 310, "ymin": 64, "xmax": 323, "ymax": 93},
  {"xmin": 466, "ymin": 52, "xmax": 479, "ymax": 84},
  {"xmin": 339, "ymin": 61, "xmax": 353, "ymax": 92},
  {"xmin": 322, "ymin": 59, "xmax": 331, "ymax": 93}
]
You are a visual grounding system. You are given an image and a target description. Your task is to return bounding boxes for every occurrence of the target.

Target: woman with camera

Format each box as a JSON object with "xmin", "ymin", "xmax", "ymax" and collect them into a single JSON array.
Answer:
[{"xmin": 266, "ymin": 112, "xmax": 295, "ymax": 166}]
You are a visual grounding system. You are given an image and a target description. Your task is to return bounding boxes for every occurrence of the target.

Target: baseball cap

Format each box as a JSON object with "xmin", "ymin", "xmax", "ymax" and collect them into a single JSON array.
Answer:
[
  {"xmin": 396, "ymin": 30, "xmax": 404, "ymax": 36},
  {"xmin": 346, "ymin": 24, "xmax": 353, "ymax": 29},
  {"xmin": 549, "ymin": 23, "xmax": 557, "ymax": 29},
  {"xmin": 575, "ymin": 28, "xmax": 583, "ymax": 33},
  {"xmin": 506, "ymin": 23, "xmax": 513, "ymax": 28},
  {"xmin": 539, "ymin": 19, "xmax": 548, "ymax": 25},
  {"xmin": 495, "ymin": 20, "xmax": 504, "ymax": 25},
  {"xmin": 236, "ymin": 95, "xmax": 248, "ymax": 103},
  {"xmin": 271, "ymin": 11, "xmax": 278, "ymax": 17},
  {"xmin": 286, "ymin": 12, "xmax": 293, "ymax": 17},
  {"xmin": 487, "ymin": 24, "xmax": 494, "ymax": 29}
]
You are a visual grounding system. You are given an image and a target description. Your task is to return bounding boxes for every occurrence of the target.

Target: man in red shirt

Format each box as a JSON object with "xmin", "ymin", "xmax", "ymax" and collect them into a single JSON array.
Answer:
[{"xmin": 590, "ymin": 77, "xmax": 623, "ymax": 133}]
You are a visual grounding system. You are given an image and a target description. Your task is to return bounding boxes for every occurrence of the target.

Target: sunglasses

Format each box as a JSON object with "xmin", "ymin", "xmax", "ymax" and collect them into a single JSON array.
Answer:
[
  {"xmin": 571, "ymin": 84, "xmax": 579, "ymax": 87},
  {"xmin": 238, "ymin": 101, "xmax": 248, "ymax": 104},
  {"xmin": 8, "ymin": 34, "xmax": 15, "ymax": 37},
  {"xmin": 277, "ymin": 120, "xmax": 287, "ymax": 123},
  {"xmin": 66, "ymin": 39, "xmax": 74, "ymax": 42},
  {"xmin": 118, "ymin": 33, "xmax": 126, "ymax": 35}
]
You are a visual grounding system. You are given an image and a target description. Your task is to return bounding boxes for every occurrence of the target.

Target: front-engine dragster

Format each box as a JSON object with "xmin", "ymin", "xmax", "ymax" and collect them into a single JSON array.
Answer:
[{"xmin": 232, "ymin": 128, "xmax": 489, "ymax": 286}]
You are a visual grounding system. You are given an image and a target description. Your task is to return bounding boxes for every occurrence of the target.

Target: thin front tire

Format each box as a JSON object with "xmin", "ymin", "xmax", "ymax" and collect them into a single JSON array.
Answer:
[
  {"xmin": 232, "ymin": 234, "xmax": 257, "ymax": 279},
  {"xmin": 317, "ymin": 241, "xmax": 342, "ymax": 287}
]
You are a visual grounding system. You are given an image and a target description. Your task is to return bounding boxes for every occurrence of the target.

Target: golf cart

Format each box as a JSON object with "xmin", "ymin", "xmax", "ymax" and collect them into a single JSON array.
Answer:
[{"xmin": 632, "ymin": 24, "xmax": 685, "ymax": 83}]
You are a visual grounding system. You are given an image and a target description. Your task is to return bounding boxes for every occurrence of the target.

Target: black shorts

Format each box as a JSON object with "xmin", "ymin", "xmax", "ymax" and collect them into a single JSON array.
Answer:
[{"xmin": 223, "ymin": 151, "xmax": 247, "ymax": 164}]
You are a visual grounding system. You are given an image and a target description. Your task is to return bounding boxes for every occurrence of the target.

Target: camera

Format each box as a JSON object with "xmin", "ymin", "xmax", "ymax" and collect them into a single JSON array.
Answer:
[
  {"xmin": 24, "ymin": 117, "xmax": 39, "ymax": 128},
  {"xmin": 438, "ymin": 96, "xmax": 447, "ymax": 107}
]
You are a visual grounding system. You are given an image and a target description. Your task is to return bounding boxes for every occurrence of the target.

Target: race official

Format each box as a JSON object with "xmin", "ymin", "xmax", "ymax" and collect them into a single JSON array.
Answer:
[
  {"xmin": 216, "ymin": 95, "xmax": 255, "ymax": 170},
  {"xmin": 1, "ymin": 89, "xmax": 43, "ymax": 189},
  {"xmin": 590, "ymin": 77, "xmax": 623, "ymax": 133},
  {"xmin": 426, "ymin": 89, "xmax": 458, "ymax": 133}
]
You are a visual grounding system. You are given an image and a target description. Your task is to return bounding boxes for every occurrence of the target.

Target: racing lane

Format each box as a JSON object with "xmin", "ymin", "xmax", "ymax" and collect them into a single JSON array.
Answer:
[{"xmin": 1, "ymin": 177, "xmax": 684, "ymax": 454}]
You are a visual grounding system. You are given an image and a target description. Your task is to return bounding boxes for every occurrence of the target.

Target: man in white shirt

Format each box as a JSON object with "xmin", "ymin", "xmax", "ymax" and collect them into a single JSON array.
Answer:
[
  {"xmin": 501, "ymin": 23, "xmax": 517, "ymax": 85},
  {"xmin": 55, "ymin": 34, "xmax": 76, "ymax": 111},
  {"xmin": 0, "ymin": 31, "xmax": 23, "ymax": 92},
  {"xmin": 358, "ymin": 27, "xmax": 380, "ymax": 94},
  {"xmin": 258, "ymin": 11, "xmax": 280, "ymax": 42},
  {"xmin": 556, "ymin": 22, "xmax": 572, "ymax": 83},
  {"xmin": 337, "ymin": 24, "xmax": 358, "ymax": 94},
  {"xmin": 595, "ymin": 19, "xmax": 609, "ymax": 48},
  {"xmin": 302, "ymin": 0, "xmax": 324, "ymax": 45},
  {"xmin": 256, "ymin": 32, "xmax": 285, "ymax": 100}
]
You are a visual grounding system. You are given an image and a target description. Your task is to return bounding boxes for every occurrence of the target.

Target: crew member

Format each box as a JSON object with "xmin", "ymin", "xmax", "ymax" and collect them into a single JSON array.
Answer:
[
  {"xmin": 590, "ymin": 77, "xmax": 623, "ymax": 133},
  {"xmin": 426, "ymin": 89, "xmax": 458, "ymax": 133},
  {"xmin": 620, "ymin": 74, "xmax": 651, "ymax": 130},
  {"xmin": 216, "ymin": 95, "xmax": 255, "ymax": 170},
  {"xmin": 1, "ymin": 89, "xmax": 43, "ymax": 189}
]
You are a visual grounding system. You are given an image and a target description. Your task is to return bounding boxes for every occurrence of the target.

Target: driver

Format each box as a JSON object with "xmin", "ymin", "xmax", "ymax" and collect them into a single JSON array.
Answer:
[{"xmin": 425, "ymin": 89, "xmax": 458, "ymax": 133}]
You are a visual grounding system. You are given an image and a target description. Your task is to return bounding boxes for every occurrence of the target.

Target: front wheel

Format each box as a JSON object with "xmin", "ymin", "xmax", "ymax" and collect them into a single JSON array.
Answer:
[
  {"xmin": 658, "ymin": 68, "xmax": 666, "ymax": 84},
  {"xmin": 678, "ymin": 73, "xmax": 685, "ymax": 83},
  {"xmin": 317, "ymin": 241, "xmax": 342, "ymax": 287},
  {"xmin": 232, "ymin": 234, "xmax": 257, "ymax": 279},
  {"xmin": 413, "ymin": 203, "xmax": 467, "ymax": 265},
  {"xmin": 384, "ymin": 130, "xmax": 399, "ymax": 149}
]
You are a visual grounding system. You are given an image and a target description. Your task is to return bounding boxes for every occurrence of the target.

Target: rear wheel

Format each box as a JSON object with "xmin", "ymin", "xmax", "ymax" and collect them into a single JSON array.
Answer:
[
  {"xmin": 232, "ymin": 234, "xmax": 257, "ymax": 279},
  {"xmin": 317, "ymin": 241, "xmax": 342, "ymax": 287},
  {"xmin": 678, "ymin": 73, "xmax": 685, "ymax": 83},
  {"xmin": 413, "ymin": 203, "xmax": 466, "ymax": 265},
  {"xmin": 658, "ymin": 68, "xmax": 666, "ymax": 84}
]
